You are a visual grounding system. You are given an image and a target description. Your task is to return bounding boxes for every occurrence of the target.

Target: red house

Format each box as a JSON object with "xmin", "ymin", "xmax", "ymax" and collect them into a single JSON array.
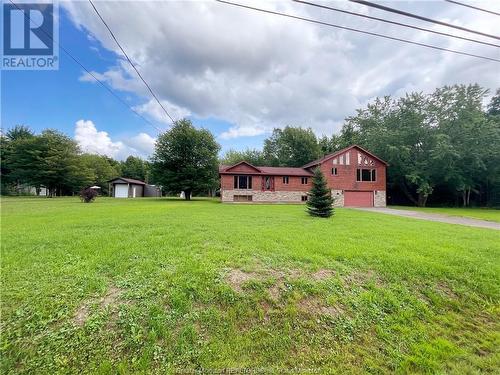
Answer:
[{"xmin": 219, "ymin": 145, "xmax": 387, "ymax": 207}]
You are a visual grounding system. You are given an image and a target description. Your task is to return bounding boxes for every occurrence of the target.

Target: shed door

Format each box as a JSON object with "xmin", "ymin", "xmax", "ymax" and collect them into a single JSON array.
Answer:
[
  {"xmin": 344, "ymin": 191, "xmax": 373, "ymax": 207},
  {"xmin": 115, "ymin": 184, "xmax": 129, "ymax": 198}
]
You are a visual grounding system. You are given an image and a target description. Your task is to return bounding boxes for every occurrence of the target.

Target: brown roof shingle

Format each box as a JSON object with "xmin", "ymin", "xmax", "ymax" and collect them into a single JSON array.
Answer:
[{"xmin": 219, "ymin": 165, "xmax": 312, "ymax": 176}]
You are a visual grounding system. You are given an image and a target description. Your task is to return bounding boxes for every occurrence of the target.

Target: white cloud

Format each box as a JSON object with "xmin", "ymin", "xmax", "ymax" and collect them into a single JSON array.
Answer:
[
  {"xmin": 126, "ymin": 132, "xmax": 156, "ymax": 155},
  {"xmin": 74, "ymin": 119, "xmax": 155, "ymax": 160},
  {"xmin": 133, "ymin": 99, "xmax": 191, "ymax": 125},
  {"xmin": 65, "ymin": 0, "xmax": 500, "ymax": 139},
  {"xmin": 219, "ymin": 124, "xmax": 269, "ymax": 140},
  {"xmin": 75, "ymin": 119, "xmax": 125, "ymax": 157}
]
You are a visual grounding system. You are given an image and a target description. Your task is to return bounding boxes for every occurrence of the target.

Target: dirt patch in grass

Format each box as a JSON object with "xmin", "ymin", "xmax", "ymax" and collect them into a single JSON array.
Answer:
[
  {"xmin": 225, "ymin": 269, "xmax": 260, "ymax": 293},
  {"xmin": 343, "ymin": 269, "xmax": 384, "ymax": 288},
  {"xmin": 225, "ymin": 268, "xmax": 304, "ymax": 297},
  {"xmin": 298, "ymin": 296, "xmax": 344, "ymax": 318},
  {"xmin": 74, "ymin": 305, "xmax": 90, "ymax": 327},
  {"xmin": 312, "ymin": 269, "xmax": 336, "ymax": 281},
  {"xmin": 73, "ymin": 285, "xmax": 125, "ymax": 326},
  {"xmin": 436, "ymin": 282, "xmax": 458, "ymax": 299}
]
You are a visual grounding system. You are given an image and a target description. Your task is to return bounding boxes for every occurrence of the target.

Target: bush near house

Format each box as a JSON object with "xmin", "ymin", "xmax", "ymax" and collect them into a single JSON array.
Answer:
[{"xmin": 79, "ymin": 187, "xmax": 98, "ymax": 203}]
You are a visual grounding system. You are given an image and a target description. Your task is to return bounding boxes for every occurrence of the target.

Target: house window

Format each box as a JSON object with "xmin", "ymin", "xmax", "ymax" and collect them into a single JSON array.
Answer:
[
  {"xmin": 234, "ymin": 195, "xmax": 253, "ymax": 202},
  {"xmin": 301, "ymin": 177, "xmax": 308, "ymax": 184},
  {"xmin": 283, "ymin": 176, "xmax": 289, "ymax": 184},
  {"xmin": 234, "ymin": 175, "xmax": 252, "ymax": 189},
  {"xmin": 331, "ymin": 167, "xmax": 338, "ymax": 176},
  {"xmin": 301, "ymin": 195, "xmax": 308, "ymax": 202},
  {"xmin": 356, "ymin": 169, "xmax": 376, "ymax": 182}
]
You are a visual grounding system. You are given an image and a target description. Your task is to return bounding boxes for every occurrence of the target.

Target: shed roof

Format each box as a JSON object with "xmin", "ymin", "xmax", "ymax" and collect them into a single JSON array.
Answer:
[{"xmin": 108, "ymin": 177, "xmax": 146, "ymax": 185}]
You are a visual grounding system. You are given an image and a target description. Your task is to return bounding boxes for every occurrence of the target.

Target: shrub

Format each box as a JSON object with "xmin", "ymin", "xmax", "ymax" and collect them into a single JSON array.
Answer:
[
  {"xmin": 306, "ymin": 168, "xmax": 334, "ymax": 218},
  {"xmin": 79, "ymin": 187, "xmax": 98, "ymax": 203}
]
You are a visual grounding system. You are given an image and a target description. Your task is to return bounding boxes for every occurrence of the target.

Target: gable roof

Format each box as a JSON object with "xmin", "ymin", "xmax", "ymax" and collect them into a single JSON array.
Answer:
[
  {"xmin": 219, "ymin": 164, "xmax": 313, "ymax": 177},
  {"xmin": 302, "ymin": 145, "xmax": 388, "ymax": 169},
  {"xmin": 221, "ymin": 161, "xmax": 262, "ymax": 173},
  {"xmin": 108, "ymin": 177, "xmax": 146, "ymax": 185}
]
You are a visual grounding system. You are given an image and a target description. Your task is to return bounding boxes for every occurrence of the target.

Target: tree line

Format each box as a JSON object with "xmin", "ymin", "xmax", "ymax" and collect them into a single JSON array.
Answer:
[
  {"xmin": 2, "ymin": 84, "xmax": 499, "ymax": 206},
  {"xmin": 1, "ymin": 126, "xmax": 151, "ymax": 196}
]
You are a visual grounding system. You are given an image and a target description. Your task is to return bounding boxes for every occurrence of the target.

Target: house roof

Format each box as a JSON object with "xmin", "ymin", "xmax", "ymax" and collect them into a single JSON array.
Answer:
[
  {"xmin": 108, "ymin": 177, "xmax": 146, "ymax": 185},
  {"xmin": 219, "ymin": 163, "xmax": 313, "ymax": 177},
  {"xmin": 302, "ymin": 145, "xmax": 388, "ymax": 168},
  {"xmin": 258, "ymin": 166, "xmax": 313, "ymax": 176}
]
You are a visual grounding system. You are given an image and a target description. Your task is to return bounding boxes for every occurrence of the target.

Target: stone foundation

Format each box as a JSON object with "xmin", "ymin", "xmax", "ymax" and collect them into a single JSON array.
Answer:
[
  {"xmin": 374, "ymin": 190, "xmax": 386, "ymax": 207},
  {"xmin": 331, "ymin": 189, "xmax": 344, "ymax": 207},
  {"xmin": 221, "ymin": 189, "xmax": 307, "ymax": 203}
]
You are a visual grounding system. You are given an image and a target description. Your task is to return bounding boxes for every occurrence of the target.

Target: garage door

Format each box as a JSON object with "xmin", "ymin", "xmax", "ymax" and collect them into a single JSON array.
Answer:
[
  {"xmin": 344, "ymin": 191, "xmax": 373, "ymax": 207},
  {"xmin": 115, "ymin": 184, "xmax": 129, "ymax": 198}
]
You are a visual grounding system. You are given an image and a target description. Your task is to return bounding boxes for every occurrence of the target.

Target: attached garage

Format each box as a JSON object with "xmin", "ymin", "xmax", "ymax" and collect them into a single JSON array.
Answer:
[{"xmin": 344, "ymin": 191, "xmax": 373, "ymax": 207}]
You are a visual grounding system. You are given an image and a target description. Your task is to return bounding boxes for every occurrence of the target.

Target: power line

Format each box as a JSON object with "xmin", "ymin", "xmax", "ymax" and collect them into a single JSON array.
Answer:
[
  {"xmin": 215, "ymin": 0, "xmax": 500, "ymax": 63},
  {"xmin": 445, "ymin": 0, "xmax": 500, "ymax": 17},
  {"xmin": 7, "ymin": 0, "xmax": 162, "ymax": 132},
  {"xmin": 350, "ymin": 0, "xmax": 500, "ymax": 41},
  {"xmin": 293, "ymin": 0, "xmax": 500, "ymax": 48},
  {"xmin": 88, "ymin": 0, "xmax": 176, "ymax": 124}
]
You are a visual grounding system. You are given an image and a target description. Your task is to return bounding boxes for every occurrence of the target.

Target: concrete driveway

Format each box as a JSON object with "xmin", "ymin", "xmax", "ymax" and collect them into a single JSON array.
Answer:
[{"xmin": 354, "ymin": 207, "xmax": 500, "ymax": 230}]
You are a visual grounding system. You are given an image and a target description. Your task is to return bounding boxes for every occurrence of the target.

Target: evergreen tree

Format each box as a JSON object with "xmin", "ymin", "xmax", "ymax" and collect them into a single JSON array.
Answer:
[{"xmin": 306, "ymin": 168, "xmax": 334, "ymax": 218}]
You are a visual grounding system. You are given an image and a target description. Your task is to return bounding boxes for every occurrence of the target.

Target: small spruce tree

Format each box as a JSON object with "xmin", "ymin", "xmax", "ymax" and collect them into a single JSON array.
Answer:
[{"xmin": 306, "ymin": 168, "xmax": 334, "ymax": 217}]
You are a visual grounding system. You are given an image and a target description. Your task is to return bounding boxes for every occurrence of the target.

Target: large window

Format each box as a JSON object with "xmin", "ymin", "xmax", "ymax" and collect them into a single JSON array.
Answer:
[
  {"xmin": 356, "ymin": 169, "xmax": 376, "ymax": 182},
  {"xmin": 234, "ymin": 175, "xmax": 252, "ymax": 189}
]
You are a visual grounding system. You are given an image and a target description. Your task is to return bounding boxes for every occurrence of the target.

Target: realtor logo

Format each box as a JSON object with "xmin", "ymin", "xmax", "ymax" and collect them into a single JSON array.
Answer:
[{"xmin": 2, "ymin": 0, "xmax": 59, "ymax": 70}]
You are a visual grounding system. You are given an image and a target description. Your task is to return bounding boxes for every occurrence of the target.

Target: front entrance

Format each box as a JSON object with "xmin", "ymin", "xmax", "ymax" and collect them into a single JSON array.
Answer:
[
  {"xmin": 344, "ymin": 191, "xmax": 373, "ymax": 207},
  {"xmin": 262, "ymin": 176, "xmax": 275, "ymax": 191}
]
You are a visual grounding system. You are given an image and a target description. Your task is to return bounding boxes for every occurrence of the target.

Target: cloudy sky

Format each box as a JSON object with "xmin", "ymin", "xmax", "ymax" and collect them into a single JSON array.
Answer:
[{"xmin": 2, "ymin": 0, "xmax": 500, "ymax": 160}]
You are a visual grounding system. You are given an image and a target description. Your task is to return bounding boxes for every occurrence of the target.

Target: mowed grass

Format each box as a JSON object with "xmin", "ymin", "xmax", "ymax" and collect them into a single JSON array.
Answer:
[
  {"xmin": 1, "ymin": 197, "xmax": 499, "ymax": 374},
  {"xmin": 390, "ymin": 205, "xmax": 500, "ymax": 223}
]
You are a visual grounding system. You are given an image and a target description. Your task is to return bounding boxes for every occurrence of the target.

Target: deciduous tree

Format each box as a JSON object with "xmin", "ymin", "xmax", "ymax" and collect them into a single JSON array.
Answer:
[
  {"xmin": 121, "ymin": 155, "xmax": 149, "ymax": 182},
  {"xmin": 263, "ymin": 126, "xmax": 320, "ymax": 167},
  {"xmin": 221, "ymin": 148, "xmax": 266, "ymax": 166},
  {"xmin": 151, "ymin": 119, "xmax": 220, "ymax": 200}
]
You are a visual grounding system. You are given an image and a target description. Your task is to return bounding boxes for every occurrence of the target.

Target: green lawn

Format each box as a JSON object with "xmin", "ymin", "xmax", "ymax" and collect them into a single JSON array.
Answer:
[
  {"xmin": 1, "ymin": 197, "xmax": 499, "ymax": 374},
  {"xmin": 390, "ymin": 205, "xmax": 500, "ymax": 222}
]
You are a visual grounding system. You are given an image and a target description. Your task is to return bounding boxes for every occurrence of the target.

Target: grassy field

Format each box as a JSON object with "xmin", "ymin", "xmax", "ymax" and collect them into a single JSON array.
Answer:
[
  {"xmin": 390, "ymin": 205, "xmax": 500, "ymax": 222},
  {"xmin": 1, "ymin": 197, "xmax": 499, "ymax": 374}
]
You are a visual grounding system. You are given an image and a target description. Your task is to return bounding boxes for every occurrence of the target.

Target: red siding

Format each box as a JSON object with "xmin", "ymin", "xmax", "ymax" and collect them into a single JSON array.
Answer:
[
  {"xmin": 317, "ymin": 148, "xmax": 386, "ymax": 191},
  {"xmin": 220, "ymin": 174, "xmax": 310, "ymax": 192}
]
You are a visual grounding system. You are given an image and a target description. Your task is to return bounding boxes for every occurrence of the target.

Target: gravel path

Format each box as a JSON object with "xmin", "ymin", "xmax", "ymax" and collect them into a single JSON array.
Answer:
[{"xmin": 354, "ymin": 207, "xmax": 500, "ymax": 230}]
